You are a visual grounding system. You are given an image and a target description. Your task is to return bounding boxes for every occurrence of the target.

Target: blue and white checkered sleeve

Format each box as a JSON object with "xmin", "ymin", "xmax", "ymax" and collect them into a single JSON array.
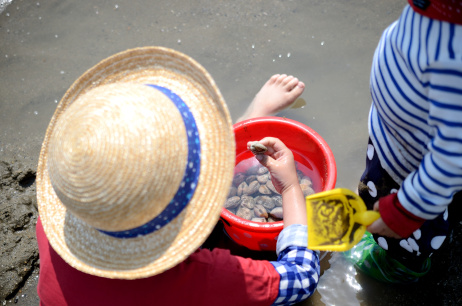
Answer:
[{"xmin": 270, "ymin": 224, "xmax": 320, "ymax": 305}]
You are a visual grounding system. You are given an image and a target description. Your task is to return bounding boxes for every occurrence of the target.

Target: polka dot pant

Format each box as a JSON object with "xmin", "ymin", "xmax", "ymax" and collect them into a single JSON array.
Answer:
[{"xmin": 358, "ymin": 139, "xmax": 449, "ymax": 269}]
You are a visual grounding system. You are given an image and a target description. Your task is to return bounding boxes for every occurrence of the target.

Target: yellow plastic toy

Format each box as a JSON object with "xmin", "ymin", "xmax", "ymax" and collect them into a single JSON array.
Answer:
[{"xmin": 305, "ymin": 188, "xmax": 380, "ymax": 252}]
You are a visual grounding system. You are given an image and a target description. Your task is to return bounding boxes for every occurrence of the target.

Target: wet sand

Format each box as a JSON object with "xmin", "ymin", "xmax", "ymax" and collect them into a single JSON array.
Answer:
[{"xmin": 1, "ymin": 0, "xmax": 461, "ymax": 305}]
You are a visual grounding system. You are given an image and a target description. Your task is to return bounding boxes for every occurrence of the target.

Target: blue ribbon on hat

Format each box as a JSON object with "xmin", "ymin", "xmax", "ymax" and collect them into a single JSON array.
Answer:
[{"xmin": 99, "ymin": 84, "xmax": 201, "ymax": 238}]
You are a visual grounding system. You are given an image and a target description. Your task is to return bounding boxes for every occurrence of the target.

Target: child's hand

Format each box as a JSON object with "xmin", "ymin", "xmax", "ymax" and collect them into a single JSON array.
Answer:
[
  {"xmin": 248, "ymin": 137, "xmax": 306, "ymax": 226},
  {"xmin": 247, "ymin": 137, "xmax": 299, "ymax": 196},
  {"xmin": 366, "ymin": 201, "xmax": 402, "ymax": 239}
]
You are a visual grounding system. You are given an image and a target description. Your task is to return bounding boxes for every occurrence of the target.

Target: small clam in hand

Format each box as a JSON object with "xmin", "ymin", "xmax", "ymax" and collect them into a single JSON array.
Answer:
[{"xmin": 249, "ymin": 141, "xmax": 267, "ymax": 155}]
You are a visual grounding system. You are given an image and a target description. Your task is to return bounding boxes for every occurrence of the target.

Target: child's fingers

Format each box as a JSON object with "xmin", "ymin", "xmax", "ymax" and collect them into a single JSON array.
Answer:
[
  {"xmin": 247, "ymin": 137, "xmax": 293, "ymax": 169},
  {"xmin": 256, "ymin": 137, "xmax": 289, "ymax": 156},
  {"xmin": 255, "ymin": 153, "xmax": 271, "ymax": 168},
  {"xmin": 367, "ymin": 218, "xmax": 402, "ymax": 239}
]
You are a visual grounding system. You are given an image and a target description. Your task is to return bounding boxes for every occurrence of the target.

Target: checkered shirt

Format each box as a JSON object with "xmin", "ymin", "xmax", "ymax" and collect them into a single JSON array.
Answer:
[{"xmin": 270, "ymin": 224, "xmax": 320, "ymax": 305}]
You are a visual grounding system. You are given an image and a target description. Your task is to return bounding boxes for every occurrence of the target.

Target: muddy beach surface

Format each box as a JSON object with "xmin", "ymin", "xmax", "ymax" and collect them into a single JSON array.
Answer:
[{"xmin": 1, "ymin": 0, "xmax": 461, "ymax": 305}]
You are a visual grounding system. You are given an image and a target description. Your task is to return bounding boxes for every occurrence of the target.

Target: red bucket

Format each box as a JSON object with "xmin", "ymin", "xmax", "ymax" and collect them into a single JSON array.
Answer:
[{"xmin": 220, "ymin": 117, "xmax": 337, "ymax": 251}]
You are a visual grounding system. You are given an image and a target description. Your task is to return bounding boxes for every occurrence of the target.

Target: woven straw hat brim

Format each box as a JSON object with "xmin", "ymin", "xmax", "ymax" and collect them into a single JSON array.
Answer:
[{"xmin": 36, "ymin": 47, "xmax": 235, "ymax": 279}]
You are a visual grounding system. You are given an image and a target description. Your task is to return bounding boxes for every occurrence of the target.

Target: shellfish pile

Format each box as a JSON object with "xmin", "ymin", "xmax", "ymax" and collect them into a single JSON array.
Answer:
[{"xmin": 225, "ymin": 162, "xmax": 315, "ymax": 222}]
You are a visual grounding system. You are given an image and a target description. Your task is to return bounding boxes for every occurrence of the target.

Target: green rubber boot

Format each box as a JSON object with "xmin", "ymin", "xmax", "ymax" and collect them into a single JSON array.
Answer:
[{"xmin": 343, "ymin": 232, "xmax": 431, "ymax": 284}]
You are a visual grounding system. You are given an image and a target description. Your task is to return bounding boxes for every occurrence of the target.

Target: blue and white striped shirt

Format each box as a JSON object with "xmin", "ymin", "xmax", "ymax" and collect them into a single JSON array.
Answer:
[{"xmin": 369, "ymin": 5, "xmax": 462, "ymax": 220}]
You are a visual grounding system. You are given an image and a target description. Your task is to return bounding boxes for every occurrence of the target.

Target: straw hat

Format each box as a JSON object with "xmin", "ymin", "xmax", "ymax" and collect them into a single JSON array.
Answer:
[{"xmin": 36, "ymin": 47, "xmax": 236, "ymax": 279}]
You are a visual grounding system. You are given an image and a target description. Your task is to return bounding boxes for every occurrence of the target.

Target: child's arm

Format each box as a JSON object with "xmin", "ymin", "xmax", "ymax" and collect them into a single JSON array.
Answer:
[
  {"xmin": 247, "ymin": 137, "xmax": 306, "ymax": 227},
  {"xmin": 248, "ymin": 137, "xmax": 319, "ymax": 304}
]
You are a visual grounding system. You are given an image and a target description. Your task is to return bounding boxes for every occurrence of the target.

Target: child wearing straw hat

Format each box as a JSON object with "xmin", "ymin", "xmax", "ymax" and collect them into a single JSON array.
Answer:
[
  {"xmin": 344, "ymin": 1, "xmax": 462, "ymax": 283},
  {"xmin": 36, "ymin": 47, "xmax": 318, "ymax": 305}
]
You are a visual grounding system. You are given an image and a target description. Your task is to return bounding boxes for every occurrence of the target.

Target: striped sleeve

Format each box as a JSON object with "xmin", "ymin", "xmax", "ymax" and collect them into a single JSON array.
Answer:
[{"xmin": 400, "ymin": 59, "xmax": 462, "ymax": 219}]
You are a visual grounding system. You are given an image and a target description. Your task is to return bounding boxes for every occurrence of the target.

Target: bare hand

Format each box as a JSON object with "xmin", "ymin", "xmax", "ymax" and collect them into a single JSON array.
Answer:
[
  {"xmin": 366, "ymin": 201, "xmax": 402, "ymax": 239},
  {"xmin": 247, "ymin": 137, "xmax": 306, "ymax": 226},
  {"xmin": 247, "ymin": 137, "xmax": 299, "ymax": 195}
]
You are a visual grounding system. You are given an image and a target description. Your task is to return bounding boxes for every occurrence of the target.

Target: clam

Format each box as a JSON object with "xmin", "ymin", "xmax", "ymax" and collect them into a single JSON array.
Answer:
[
  {"xmin": 257, "ymin": 174, "xmax": 270, "ymax": 184},
  {"xmin": 245, "ymin": 174, "xmax": 257, "ymax": 184},
  {"xmin": 269, "ymin": 207, "xmax": 283, "ymax": 220},
  {"xmin": 257, "ymin": 166, "xmax": 269, "ymax": 175},
  {"xmin": 228, "ymin": 186, "xmax": 237, "ymax": 197},
  {"xmin": 272, "ymin": 195, "xmax": 283, "ymax": 207},
  {"xmin": 240, "ymin": 195, "xmax": 255, "ymax": 209},
  {"xmin": 236, "ymin": 206, "xmax": 254, "ymax": 220},
  {"xmin": 266, "ymin": 180, "xmax": 277, "ymax": 193},
  {"xmin": 249, "ymin": 141, "xmax": 268, "ymax": 155},
  {"xmin": 224, "ymin": 196, "xmax": 241, "ymax": 209},
  {"xmin": 258, "ymin": 185, "xmax": 272, "ymax": 195},
  {"xmin": 255, "ymin": 195, "xmax": 275, "ymax": 210},
  {"xmin": 245, "ymin": 181, "xmax": 260, "ymax": 195},
  {"xmin": 254, "ymin": 204, "xmax": 268, "ymax": 218},
  {"xmin": 300, "ymin": 183, "xmax": 315, "ymax": 197},
  {"xmin": 300, "ymin": 176, "xmax": 313, "ymax": 187},
  {"xmin": 237, "ymin": 181, "xmax": 248, "ymax": 196}
]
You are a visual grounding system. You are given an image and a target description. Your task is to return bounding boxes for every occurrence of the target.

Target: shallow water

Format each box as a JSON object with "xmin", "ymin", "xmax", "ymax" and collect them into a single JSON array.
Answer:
[
  {"xmin": 0, "ymin": 0, "xmax": 12, "ymax": 15},
  {"xmin": 0, "ymin": 0, "xmax": 407, "ymax": 304}
]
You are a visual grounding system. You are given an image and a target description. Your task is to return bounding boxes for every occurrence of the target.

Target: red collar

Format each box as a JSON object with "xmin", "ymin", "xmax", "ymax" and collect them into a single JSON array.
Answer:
[{"xmin": 409, "ymin": 0, "xmax": 462, "ymax": 25}]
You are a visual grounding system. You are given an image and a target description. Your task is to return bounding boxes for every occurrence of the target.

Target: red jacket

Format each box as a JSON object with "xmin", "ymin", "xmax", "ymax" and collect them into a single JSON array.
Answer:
[{"xmin": 36, "ymin": 218, "xmax": 280, "ymax": 306}]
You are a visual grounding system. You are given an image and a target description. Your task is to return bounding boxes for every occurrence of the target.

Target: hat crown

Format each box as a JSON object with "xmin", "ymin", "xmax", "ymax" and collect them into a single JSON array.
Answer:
[{"xmin": 47, "ymin": 83, "xmax": 189, "ymax": 232}]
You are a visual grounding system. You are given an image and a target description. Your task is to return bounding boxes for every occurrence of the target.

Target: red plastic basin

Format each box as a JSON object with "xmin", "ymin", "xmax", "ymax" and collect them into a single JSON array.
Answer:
[{"xmin": 220, "ymin": 117, "xmax": 337, "ymax": 251}]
